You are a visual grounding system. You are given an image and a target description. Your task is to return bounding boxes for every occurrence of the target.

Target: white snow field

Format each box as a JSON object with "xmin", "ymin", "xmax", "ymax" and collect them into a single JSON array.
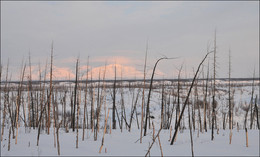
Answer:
[
  {"xmin": 1, "ymin": 79, "xmax": 259, "ymax": 156},
  {"xmin": 1, "ymin": 128, "xmax": 259, "ymax": 156}
]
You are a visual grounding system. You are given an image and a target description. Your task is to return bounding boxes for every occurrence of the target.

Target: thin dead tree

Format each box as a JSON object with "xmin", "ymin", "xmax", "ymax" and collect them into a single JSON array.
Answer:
[
  {"xmin": 56, "ymin": 121, "xmax": 62, "ymax": 156},
  {"xmin": 37, "ymin": 59, "xmax": 48, "ymax": 146},
  {"xmin": 47, "ymin": 42, "xmax": 54, "ymax": 135},
  {"xmin": 249, "ymin": 69, "xmax": 255, "ymax": 129},
  {"xmin": 15, "ymin": 61, "xmax": 26, "ymax": 144},
  {"xmin": 52, "ymin": 90, "xmax": 57, "ymax": 148},
  {"xmin": 254, "ymin": 95, "xmax": 259, "ymax": 129},
  {"xmin": 112, "ymin": 64, "xmax": 117, "ymax": 129},
  {"xmin": 144, "ymin": 57, "xmax": 174, "ymax": 136},
  {"xmin": 187, "ymin": 96, "xmax": 194, "ymax": 157},
  {"xmin": 28, "ymin": 52, "xmax": 35, "ymax": 129},
  {"xmin": 145, "ymin": 128, "xmax": 162, "ymax": 157},
  {"xmin": 228, "ymin": 48, "xmax": 233, "ymax": 144},
  {"xmin": 175, "ymin": 65, "xmax": 183, "ymax": 130},
  {"xmin": 96, "ymin": 69, "xmax": 101, "ymax": 133},
  {"xmin": 76, "ymin": 59, "xmax": 81, "ymax": 148},
  {"xmin": 204, "ymin": 59, "xmax": 210, "ymax": 132},
  {"xmin": 1, "ymin": 59, "xmax": 9, "ymax": 141},
  {"xmin": 228, "ymin": 48, "xmax": 232, "ymax": 130},
  {"xmin": 96, "ymin": 64, "xmax": 107, "ymax": 132},
  {"xmin": 211, "ymin": 30, "xmax": 217, "ymax": 141},
  {"xmin": 161, "ymin": 82, "xmax": 165, "ymax": 129},
  {"xmin": 129, "ymin": 89, "xmax": 141, "ymax": 131},
  {"xmin": 99, "ymin": 109, "xmax": 110, "ymax": 153},
  {"xmin": 140, "ymin": 40, "xmax": 148, "ymax": 143},
  {"xmin": 73, "ymin": 58, "xmax": 79, "ymax": 132},
  {"xmin": 82, "ymin": 56, "xmax": 89, "ymax": 141},
  {"xmin": 170, "ymin": 52, "xmax": 212, "ymax": 145}
]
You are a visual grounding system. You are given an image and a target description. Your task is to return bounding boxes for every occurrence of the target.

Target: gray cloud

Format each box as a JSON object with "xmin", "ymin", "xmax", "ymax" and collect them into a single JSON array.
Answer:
[{"xmin": 1, "ymin": 1, "xmax": 259, "ymax": 80}]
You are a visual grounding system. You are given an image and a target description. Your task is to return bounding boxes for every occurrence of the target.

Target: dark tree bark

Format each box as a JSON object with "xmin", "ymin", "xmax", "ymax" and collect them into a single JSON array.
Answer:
[
  {"xmin": 112, "ymin": 65, "xmax": 117, "ymax": 129},
  {"xmin": 48, "ymin": 42, "xmax": 53, "ymax": 135},
  {"xmin": 72, "ymin": 59, "xmax": 79, "ymax": 132},
  {"xmin": 211, "ymin": 30, "xmax": 217, "ymax": 141},
  {"xmin": 170, "ymin": 52, "xmax": 212, "ymax": 145},
  {"xmin": 144, "ymin": 57, "xmax": 173, "ymax": 136}
]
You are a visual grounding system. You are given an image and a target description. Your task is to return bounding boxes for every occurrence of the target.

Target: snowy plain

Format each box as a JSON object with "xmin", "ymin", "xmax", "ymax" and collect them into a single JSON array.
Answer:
[
  {"xmin": 1, "ymin": 79, "xmax": 259, "ymax": 156},
  {"xmin": 1, "ymin": 128, "xmax": 259, "ymax": 156}
]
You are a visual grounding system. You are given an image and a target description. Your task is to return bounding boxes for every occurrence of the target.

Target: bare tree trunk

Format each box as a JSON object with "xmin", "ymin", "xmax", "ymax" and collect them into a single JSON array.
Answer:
[
  {"xmin": 244, "ymin": 104, "xmax": 249, "ymax": 129},
  {"xmin": 82, "ymin": 57, "xmax": 89, "ymax": 141},
  {"xmin": 175, "ymin": 65, "xmax": 183, "ymax": 134},
  {"xmin": 28, "ymin": 52, "xmax": 35, "ymax": 129},
  {"xmin": 37, "ymin": 91, "xmax": 47, "ymax": 146},
  {"xmin": 144, "ymin": 57, "xmax": 173, "ymax": 136},
  {"xmin": 15, "ymin": 62, "xmax": 26, "ymax": 144},
  {"xmin": 96, "ymin": 70, "xmax": 101, "ymax": 133},
  {"xmin": 48, "ymin": 42, "xmax": 54, "ymax": 135},
  {"xmin": 161, "ymin": 83, "xmax": 165, "ymax": 129},
  {"xmin": 76, "ymin": 82, "xmax": 81, "ymax": 148},
  {"xmin": 245, "ymin": 128, "xmax": 248, "ymax": 147},
  {"xmin": 250, "ymin": 70, "xmax": 255, "ymax": 129},
  {"xmin": 2, "ymin": 60, "xmax": 9, "ymax": 141},
  {"xmin": 188, "ymin": 99, "xmax": 194, "ymax": 157},
  {"xmin": 255, "ymin": 95, "xmax": 259, "ymax": 129},
  {"xmin": 52, "ymin": 91, "xmax": 57, "ymax": 148},
  {"xmin": 95, "ymin": 64, "xmax": 107, "ymax": 139},
  {"xmin": 56, "ymin": 121, "xmax": 61, "ymax": 155},
  {"xmin": 8, "ymin": 126, "xmax": 11, "ymax": 151},
  {"xmin": 140, "ymin": 41, "xmax": 148, "ymax": 143},
  {"xmin": 112, "ymin": 65, "xmax": 117, "ymax": 129},
  {"xmin": 73, "ymin": 59, "xmax": 79, "ymax": 132},
  {"xmin": 228, "ymin": 49, "xmax": 232, "ymax": 130},
  {"xmin": 170, "ymin": 52, "xmax": 212, "ymax": 145},
  {"xmin": 145, "ymin": 128, "xmax": 162, "ymax": 157},
  {"xmin": 211, "ymin": 30, "xmax": 217, "ymax": 141},
  {"xmin": 91, "ymin": 72, "xmax": 95, "ymax": 132},
  {"xmin": 129, "ymin": 89, "xmax": 140, "ymax": 131},
  {"xmin": 204, "ymin": 59, "xmax": 209, "ymax": 132},
  {"xmin": 99, "ymin": 109, "xmax": 110, "ymax": 153}
]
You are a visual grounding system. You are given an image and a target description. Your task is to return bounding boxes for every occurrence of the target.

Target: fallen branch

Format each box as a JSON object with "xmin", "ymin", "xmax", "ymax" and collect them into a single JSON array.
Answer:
[
  {"xmin": 145, "ymin": 128, "xmax": 162, "ymax": 157},
  {"xmin": 99, "ymin": 109, "xmax": 110, "ymax": 153}
]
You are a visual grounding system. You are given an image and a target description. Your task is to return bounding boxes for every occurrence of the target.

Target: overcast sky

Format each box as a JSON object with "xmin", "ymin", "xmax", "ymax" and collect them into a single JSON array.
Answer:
[{"xmin": 1, "ymin": 1, "xmax": 259, "ymax": 80}]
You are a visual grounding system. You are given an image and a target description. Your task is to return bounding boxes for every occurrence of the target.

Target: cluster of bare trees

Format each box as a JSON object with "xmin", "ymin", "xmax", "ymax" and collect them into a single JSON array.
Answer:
[{"xmin": 1, "ymin": 33, "xmax": 259, "ymax": 156}]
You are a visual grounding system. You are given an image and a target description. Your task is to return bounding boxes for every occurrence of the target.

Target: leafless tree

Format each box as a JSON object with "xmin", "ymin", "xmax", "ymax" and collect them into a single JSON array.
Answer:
[{"xmin": 170, "ymin": 52, "xmax": 212, "ymax": 145}]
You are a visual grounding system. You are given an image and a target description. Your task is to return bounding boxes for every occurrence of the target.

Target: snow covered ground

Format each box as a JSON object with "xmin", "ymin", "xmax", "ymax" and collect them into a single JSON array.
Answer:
[
  {"xmin": 1, "ymin": 128, "xmax": 259, "ymax": 156},
  {"xmin": 1, "ymin": 79, "xmax": 259, "ymax": 156}
]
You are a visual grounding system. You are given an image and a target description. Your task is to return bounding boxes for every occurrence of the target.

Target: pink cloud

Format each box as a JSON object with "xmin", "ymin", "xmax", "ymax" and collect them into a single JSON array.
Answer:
[{"xmin": 91, "ymin": 56, "xmax": 140, "ymax": 65}]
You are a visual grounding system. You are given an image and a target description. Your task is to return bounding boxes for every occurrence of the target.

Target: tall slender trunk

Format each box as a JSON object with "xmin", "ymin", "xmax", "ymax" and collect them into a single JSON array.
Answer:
[
  {"xmin": 76, "ymin": 79, "xmax": 81, "ymax": 148},
  {"xmin": 161, "ymin": 83, "xmax": 164, "ymax": 129},
  {"xmin": 112, "ymin": 65, "xmax": 117, "ymax": 129},
  {"xmin": 250, "ymin": 70, "xmax": 255, "ymax": 129},
  {"xmin": 211, "ymin": 30, "xmax": 217, "ymax": 141},
  {"xmin": 73, "ymin": 59, "xmax": 79, "ymax": 132},
  {"xmin": 170, "ymin": 52, "xmax": 211, "ymax": 145},
  {"xmin": 140, "ymin": 41, "xmax": 148, "ymax": 143},
  {"xmin": 204, "ymin": 60, "xmax": 209, "ymax": 132},
  {"xmin": 82, "ymin": 57, "xmax": 89, "ymax": 140},
  {"xmin": 228, "ymin": 49, "xmax": 232, "ymax": 130},
  {"xmin": 254, "ymin": 95, "xmax": 259, "ymax": 129},
  {"xmin": 188, "ymin": 99, "xmax": 194, "ymax": 157},
  {"xmin": 15, "ymin": 62, "xmax": 26, "ymax": 144},
  {"xmin": 175, "ymin": 66, "xmax": 182, "ymax": 130},
  {"xmin": 144, "ymin": 57, "xmax": 170, "ymax": 136},
  {"xmin": 29, "ymin": 52, "xmax": 35, "ymax": 129},
  {"xmin": 48, "ymin": 42, "xmax": 54, "ymax": 135}
]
